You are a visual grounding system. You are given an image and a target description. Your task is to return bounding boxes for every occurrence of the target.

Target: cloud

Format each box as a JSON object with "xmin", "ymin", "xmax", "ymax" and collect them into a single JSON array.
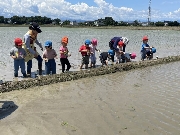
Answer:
[{"xmin": 0, "ymin": 0, "xmax": 179, "ymax": 21}]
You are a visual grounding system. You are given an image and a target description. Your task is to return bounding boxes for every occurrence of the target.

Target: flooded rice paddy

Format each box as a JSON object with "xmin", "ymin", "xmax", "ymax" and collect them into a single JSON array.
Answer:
[
  {"xmin": 0, "ymin": 61, "xmax": 180, "ymax": 135},
  {"xmin": 0, "ymin": 27, "xmax": 180, "ymax": 81},
  {"xmin": 0, "ymin": 27, "xmax": 180, "ymax": 135}
]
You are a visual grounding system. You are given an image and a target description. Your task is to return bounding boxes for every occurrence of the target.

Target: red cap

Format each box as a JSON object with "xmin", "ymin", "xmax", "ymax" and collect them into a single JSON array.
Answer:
[
  {"xmin": 143, "ymin": 36, "xmax": 148, "ymax": 41},
  {"xmin": 118, "ymin": 41, "xmax": 124, "ymax": 47},
  {"xmin": 14, "ymin": 38, "xmax": 23, "ymax": 46}
]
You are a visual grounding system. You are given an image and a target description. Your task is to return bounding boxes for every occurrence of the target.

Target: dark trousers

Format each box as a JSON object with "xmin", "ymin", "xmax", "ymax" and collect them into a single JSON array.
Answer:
[
  {"xmin": 121, "ymin": 53, "xmax": 131, "ymax": 63},
  {"xmin": 110, "ymin": 55, "xmax": 114, "ymax": 62},
  {"xmin": 27, "ymin": 55, "xmax": 43, "ymax": 73},
  {"xmin": 60, "ymin": 58, "xmax": 71, "ymax": 73},
  {"xmin": 123, "ymin": 45, "xmax": 126, "ymax": 52}
]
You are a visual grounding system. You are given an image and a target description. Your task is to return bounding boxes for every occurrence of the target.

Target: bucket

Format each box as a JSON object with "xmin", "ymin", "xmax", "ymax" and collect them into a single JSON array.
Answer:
[{"xmin": 151, "ymin": 48, "xmax": 156, "ymax": 53}]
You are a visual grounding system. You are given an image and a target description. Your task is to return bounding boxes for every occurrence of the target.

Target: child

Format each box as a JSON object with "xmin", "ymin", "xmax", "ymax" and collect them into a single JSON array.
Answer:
[
  {"xmin": 79, "ymin": 39, "xmax": 91, "ymax": 69},
  {"xmin": 89, "ymin": 38, "xmax": 100, "ymax": 68},
  {"xmin": 121, "ymin": 53, "xmax": 132, "ymax": 63},
  {"xmin": 10, "ymin": 38, "xmax": 27, "ymax": 77},
  {"xmin": 99, "ymin": 50, "xmax": 114, "ymax": 66},
  {"xmin": 141, "ymin": 36, "xmax": 153, "ymax": 61},
  {"xmin": 59, "ymin": 36, "xmax": 71, "ymax": 73},
  {"xmin": 108, "ymin": 49, "xmax": 115, "ymax": 64},
  {"xmin": 116, "ymin": 41, "xmax": 125, "ymax": 63},
  {"xmin": 42, "ymin": 40, "xmax": 57, "ymax": 75}
]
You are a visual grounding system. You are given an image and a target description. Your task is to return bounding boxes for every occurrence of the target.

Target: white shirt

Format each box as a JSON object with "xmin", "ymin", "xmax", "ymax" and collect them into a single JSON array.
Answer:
[{"xmin": 89, "ymin": 44, "xmax": 97, "ymax": 54}]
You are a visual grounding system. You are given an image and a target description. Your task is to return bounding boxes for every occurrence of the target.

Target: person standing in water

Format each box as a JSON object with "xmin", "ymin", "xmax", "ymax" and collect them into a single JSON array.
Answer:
[
  {"xmin": 59, "ymin": 36, "xmax": 71, "ymax": 73},
  {"xmin": 22, "ymin": 22, "xmax": 43, "ymax": 76},
  {"xmin": 79, "ymin": 39, "xmax": 91, "ymax": 69},
  {"xmin": 10, "ymin": 38, "xmax": 27, "ymax": 77},
  {"xmin": 42, "ymin": 41, "xmax": 57, "ymax": 75},
  {"xmin": 89, "ymin": 38, "xmax": 100, "ymax": 68}
]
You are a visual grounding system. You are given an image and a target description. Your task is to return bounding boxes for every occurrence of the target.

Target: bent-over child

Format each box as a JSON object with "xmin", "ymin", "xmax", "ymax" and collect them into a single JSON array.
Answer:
[{"xmin": 99, "ymin": 50, "xmax": 114, "ymax": 66}]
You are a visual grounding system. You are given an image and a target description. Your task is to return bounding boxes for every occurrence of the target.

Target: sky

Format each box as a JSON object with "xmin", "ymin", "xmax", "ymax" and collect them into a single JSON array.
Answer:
[{"xmin": 0, "ymin": 0, "xmax": 180, "ymax": 22}]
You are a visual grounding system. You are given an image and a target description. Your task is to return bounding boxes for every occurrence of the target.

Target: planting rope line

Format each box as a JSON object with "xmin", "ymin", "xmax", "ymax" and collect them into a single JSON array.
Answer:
[{"xmin": 1, "ymin": 55, "xmax": 180, "ymax": 93}]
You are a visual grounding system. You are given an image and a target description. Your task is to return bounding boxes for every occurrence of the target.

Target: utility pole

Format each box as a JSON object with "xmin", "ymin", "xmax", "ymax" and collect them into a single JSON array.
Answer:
[{"xmin": 148, "ymin": 0, "xmax": 151, "ymax": 26}]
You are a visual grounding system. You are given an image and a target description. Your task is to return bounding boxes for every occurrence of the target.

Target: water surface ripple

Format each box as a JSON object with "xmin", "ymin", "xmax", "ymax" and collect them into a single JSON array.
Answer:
[{"xmin": 0, "ymin": 62, "xmax": 180, "ymax": 135}]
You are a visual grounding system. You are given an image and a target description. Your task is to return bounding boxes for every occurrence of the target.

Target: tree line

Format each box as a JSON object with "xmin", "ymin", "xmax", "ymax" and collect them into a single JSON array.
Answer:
[{"xmin": 0, "ymin": 15, "xmax": 179, "ymax": 27}]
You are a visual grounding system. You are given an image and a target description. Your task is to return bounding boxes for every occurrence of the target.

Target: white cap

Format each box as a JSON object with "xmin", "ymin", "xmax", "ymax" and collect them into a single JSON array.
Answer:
[{"xmin": 122, "ymin": 37, "xmax": 129, "ymax": 45}]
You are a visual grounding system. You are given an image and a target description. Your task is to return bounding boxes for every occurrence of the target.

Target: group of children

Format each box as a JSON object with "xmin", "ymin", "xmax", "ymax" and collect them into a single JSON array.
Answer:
[
  {"xmin": 10, "ymin": 35, "xmax": 156, "ymax": 78},
  {"xmin": 10, "ymin": 36, "xmax": 72, "ymax": 77}
]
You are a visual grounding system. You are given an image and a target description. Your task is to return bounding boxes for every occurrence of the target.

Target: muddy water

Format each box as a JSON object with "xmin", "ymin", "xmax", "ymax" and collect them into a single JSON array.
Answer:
[
  {"xmin": 0, "ymin": 61, "xmax": 180, "ymax": 135},
  {"xmin": 0, "ymin": 27, "xmax": 180, "ymax": 81}
]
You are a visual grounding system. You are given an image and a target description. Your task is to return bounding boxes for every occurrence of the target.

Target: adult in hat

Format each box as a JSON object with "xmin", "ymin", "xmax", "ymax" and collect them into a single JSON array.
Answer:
[{"xmin": 22, "ymin": 22, "xmax": 43, "ymax": 75}]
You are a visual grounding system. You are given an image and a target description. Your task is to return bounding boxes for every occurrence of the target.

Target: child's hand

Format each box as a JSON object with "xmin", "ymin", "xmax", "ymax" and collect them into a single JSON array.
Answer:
[
  {"xmin": 84, "ymin": 49, "xmax": 88, "ymax": 52},
  {"xmin": 11, "ymin": 55, "xmax": 16, "ymax": 59},
  {"xmin": 87, "ymin": 50, "xmax": 91, "ymax": 55},
  {"xmin": 44, "ymin": 58, "xmax": 48, "ymax": 62},
  {"xmin": 119, "ymin": 50, "xmax": 123, "ymax": 53}
]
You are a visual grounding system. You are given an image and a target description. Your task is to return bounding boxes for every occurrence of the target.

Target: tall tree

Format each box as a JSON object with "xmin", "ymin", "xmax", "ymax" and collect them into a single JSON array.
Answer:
[
  {"xmin": 104, "ymin": 17, "xmax": 115, "ymax": 26},
  {"xmin": 0, "ymin": 16, "xmax": 4, "ymax": 23}
]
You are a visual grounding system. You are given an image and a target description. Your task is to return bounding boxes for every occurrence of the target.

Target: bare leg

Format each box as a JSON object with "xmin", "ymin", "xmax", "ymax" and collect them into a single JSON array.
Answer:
[
  {"xmin": 80, "ymin": 64, "xmax": 84, "ymax": 69},
  {"xmin": 90, "ymin": 62, "xmax": 92, "ymax": 68},
  {"xmin": 105, "ymin": 60, "xmax": 108, "ymax": 65}
]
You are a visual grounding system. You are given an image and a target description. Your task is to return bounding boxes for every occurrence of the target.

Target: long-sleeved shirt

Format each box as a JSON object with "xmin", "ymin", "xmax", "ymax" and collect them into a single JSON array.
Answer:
[
  {"xmin": 112, "ymin": 37, "xmax": 122, "ymax": 51},
  {"xmin": 112, "ymin": 37, "xmax": 127, "ymax": 52},
  {"xmin": 23, "ymin": 33, "xmax": 42, "ymax": 55}
]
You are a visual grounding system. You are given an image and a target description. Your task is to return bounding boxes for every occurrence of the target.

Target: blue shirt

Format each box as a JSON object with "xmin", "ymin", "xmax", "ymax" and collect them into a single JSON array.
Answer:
[
  {"xmin": 141, "ymin": 43, "xmax": 150, "ymax": 51},
  {"xmin": 108, "ymin": 49, "xmax": 114, "ymax": 56}
]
